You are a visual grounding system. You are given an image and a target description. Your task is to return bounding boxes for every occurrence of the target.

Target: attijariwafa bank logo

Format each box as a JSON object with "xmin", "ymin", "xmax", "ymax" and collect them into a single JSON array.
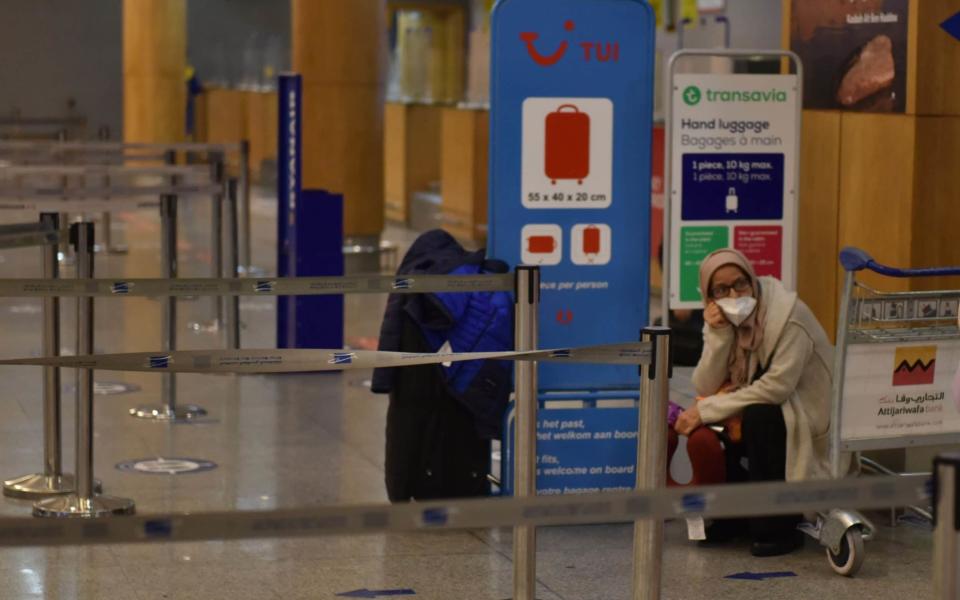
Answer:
[{"xmin": 683, "ymin": 84, "xmax": 788, "ymax": 106}]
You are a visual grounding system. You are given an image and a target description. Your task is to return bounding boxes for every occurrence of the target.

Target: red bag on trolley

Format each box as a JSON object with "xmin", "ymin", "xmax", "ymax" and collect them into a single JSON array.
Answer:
[{"xmin": 545, "ymin": 104, "xmax": 590, "ymax": 184}]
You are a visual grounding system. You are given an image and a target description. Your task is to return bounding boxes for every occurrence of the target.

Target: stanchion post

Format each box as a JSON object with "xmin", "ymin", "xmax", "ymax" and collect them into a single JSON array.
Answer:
[
  {"xmin": 226, "ymin": 178, "xmax": 241, "ymax": 349},
  {"xmin": 130, "ymin": 181, "xmax": 207, "ymax": 421},
  {"xmin": 934, "ymin": 454, "xmax": 960, "ymax": 598},
  {"xmin": 211, "ymin": 153, "xmax": 225, "ymax": 328},
  {"xmin": 632, "ymin": 326, "xmax": 671, "ymax": 600},
  {"xmin": 3, "ymin": 213, "xmax": 76, "ymax": 498},
  {"xmin": 33, "ymin": 222, "xmax": 135, "ymax": 518},
  {"xmin": 239, "ymin": 140, "xmax": 254, "ymax": 273},
  {"xmin": 513, "ymin": 266, "xmax": 539, "ymax": 600}
]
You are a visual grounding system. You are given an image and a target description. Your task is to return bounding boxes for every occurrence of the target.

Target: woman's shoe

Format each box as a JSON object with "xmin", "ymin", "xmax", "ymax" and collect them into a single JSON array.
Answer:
[
  {"xmin": 697, "ymin": 519, "xmax": 743, "ymax": 546},
  {"xmin": 749, "ymin": 530, "xmax": 804, "ymax": 557}
]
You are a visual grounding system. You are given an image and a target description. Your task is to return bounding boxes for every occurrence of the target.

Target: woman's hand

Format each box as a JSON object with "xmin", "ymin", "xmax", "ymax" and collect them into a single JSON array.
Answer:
[
  {"xmin": 704, "ymin": 301, "xmax": 730, "ymax": 329},
  {"xmin": 674, "ymin": 405, "xmax": 703, "ymax": 436}
]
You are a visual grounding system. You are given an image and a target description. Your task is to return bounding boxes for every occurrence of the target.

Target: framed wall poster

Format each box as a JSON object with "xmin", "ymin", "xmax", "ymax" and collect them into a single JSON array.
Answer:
[{"xmin": 790, "ymin": 0, "xmax": 909, "ymax": 113}]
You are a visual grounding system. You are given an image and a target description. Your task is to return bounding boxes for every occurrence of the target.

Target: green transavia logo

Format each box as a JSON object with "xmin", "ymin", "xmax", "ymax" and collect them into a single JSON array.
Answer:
[
  {"xmin": 684, "ymin": 86, "xmax": 789, "ymax": 104},
  {"xmin": 682, "ymin": 85, "xmax": 702, "ymax": 106}
]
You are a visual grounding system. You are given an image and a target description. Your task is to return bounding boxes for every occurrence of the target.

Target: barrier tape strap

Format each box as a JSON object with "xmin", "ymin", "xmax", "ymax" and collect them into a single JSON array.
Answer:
[
  {"xmin": 0, "ymin": 343, "xmax": 652, "ymax": 374},
  {"xmin": 0, "ymin": 475, "xmax": 928, "ymax": 548},
  {"xmin": 0, "ymin": 274, "xmax": 515, "ymax": 297},
  {"xmin": 0, "ymin": 230, "xmax": 60, "ymax": 249},
  {"xmin": 0, "ymin": 224, "xmax": 59, "ymax": 249},
  {"xmin": 0, "ymin": 184, "xmax": 222, "ymax": 209}
]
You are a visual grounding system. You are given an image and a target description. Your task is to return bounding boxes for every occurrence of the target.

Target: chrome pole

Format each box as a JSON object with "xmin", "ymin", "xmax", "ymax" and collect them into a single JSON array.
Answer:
[
  {"xmin": 830, "ymin": 270, "xmax": 856, "ymax": 478},
  {"xmin": 632, "ymin": 326, "xmax": 670, "ymax": 600},
  {"xmin": 934, "ymin": 454, "xmax": 960, "ymax": 599},
  {"xmin": 211, "ymin": 155, "xmax": 224, "ymax": 328},
  {"xmin": 34, "ymin": 222, "xmax": 134, "ymax": 518},
  {"xmin": 226, "ymin": 178, "xmax": 241, "ymax": 349},
  {"xmin": 513, "ymin": 266, "xmax": 539, "ymax": 600},
  {"xmin": 3, "ymin": 213, "xmax": 75, "ymax": 498},
  {"xmin": 239, "ymin": 140, "xmax": 255, "ymax": 274},
  {"xmin": 130, "ymin": 181, "xmax": 206, "ymax": 421},
  {"xmin": 188, "ymin": 154, "xmax": 225, "ymax": 332}
]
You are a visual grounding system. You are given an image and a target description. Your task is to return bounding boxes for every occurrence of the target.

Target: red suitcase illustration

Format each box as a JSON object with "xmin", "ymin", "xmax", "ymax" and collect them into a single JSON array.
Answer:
[
  {"xmin": 582, "ymin": 225, "xmax": 601, "ymax": 255},
  {"xmin": 526, "ymin": 235, "xmax": 556, "ymax": 254},
  {"xmin": 545, "ymin": 104, "xmax": 590, "ymax": 185}
]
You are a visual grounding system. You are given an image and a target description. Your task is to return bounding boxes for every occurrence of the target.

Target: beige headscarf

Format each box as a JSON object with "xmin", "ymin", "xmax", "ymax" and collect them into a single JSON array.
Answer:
[{"xmin": 699, "ymin": 248, "xmax": 766, "ymax": 388}]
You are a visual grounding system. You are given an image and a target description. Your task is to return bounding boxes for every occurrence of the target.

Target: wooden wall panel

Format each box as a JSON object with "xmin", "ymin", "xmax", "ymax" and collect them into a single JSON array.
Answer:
[
  {"xmin": 384, "ymin": 103, "xmax": 408, "ymax": 223},
  {"xmin": 122, "ymin": 0, "xmax": 186, "ymax": 79},
  {"xmin": 202, "ymin": 89, "xmax": 247, "ymax": 144},
  {"xmin": 301, "ymin": 84, "xmax": 385, "ymax": 237},
  {"xmin": 913, "ymin": 0, "xmax": 960, "ymax": 116},
  {"xmin": 912, "ymin": 116, "xmax": 960, "ymax": 289},
  {"xmin": 440, "ymin": 108, "xmax": 488, "ymax": 242},
  {"xmin": 243, "ymin": 91, "xmax": 278, "ymax": 181},
  {"xmin": 381, "ymin": 103, "xmax": 442, "ymax": 226},
  {"xmin": 123, "ymin": 76, "xmax": 185, "ymax": 144},
  {"xmin": 292, "ymin": 0, "xmax": 387, "ymax": 86},
  {"xmin": 122, "ymin": 0, "xmax": 186, "ymax": 143},
  {"xmin": 796, "ymin": 110, "xmax": 842, "ymax": 336},
  {"xmin": 293, "ymin": 0, "xmax": 387, "ymax": 238},
  {"xmin": 838, "ymin": 113, "xmax": 916, "ymax": 293}
]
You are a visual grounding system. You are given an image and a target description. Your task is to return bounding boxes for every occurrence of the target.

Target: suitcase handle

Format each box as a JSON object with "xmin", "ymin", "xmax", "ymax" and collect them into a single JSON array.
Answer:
[{"xmin": 555, "ymin": 104, "xmax": 581, "ymax": 113}]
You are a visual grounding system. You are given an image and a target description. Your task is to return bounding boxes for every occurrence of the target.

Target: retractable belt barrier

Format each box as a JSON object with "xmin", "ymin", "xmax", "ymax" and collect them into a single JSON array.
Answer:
[
  {"xmin": 0, "ymin": 184, "xmax": 223, "ymax": 212},
  {"xmin": 0, "ymin": 273, "xmax": 515, "ymax": 297},
  {"xmin": 0, "ymin": 343, "xmax": 650, "ymax": 374},
  {"xmin": 0, "ymin": 223, "xmax": 60, "ymax": 249},
  {"xmin": 0, "ymin": 474, "xmax": 928, "ymax": 548}
]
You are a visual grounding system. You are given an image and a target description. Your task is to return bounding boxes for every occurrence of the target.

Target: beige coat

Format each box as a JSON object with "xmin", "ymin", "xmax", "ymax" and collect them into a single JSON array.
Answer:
[{"xmin": 693, "ymin": 277, "xmax": 835, "ymax": 482}]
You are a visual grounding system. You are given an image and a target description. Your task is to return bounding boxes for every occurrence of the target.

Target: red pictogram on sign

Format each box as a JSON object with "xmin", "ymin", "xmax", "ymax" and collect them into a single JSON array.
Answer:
[
  {"xmin": 526, "ymin": 235, "xmax": 556, "ymax": 254},
  {"xmin": 582, "ymin": 225, "xmax": 601, "ymax": 256},
  {"xmin": 545, "ymin": 105, "xmax": 590, "ymax": 185},
  {"xmin": 556, "ymin": 309, "xmax": 574, "ymax": 325}
]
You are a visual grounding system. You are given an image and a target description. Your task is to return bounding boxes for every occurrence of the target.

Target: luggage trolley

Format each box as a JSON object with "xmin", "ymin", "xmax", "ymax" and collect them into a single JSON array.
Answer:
[{"xmin": 809, "ymin": 247, "xmax": 960, "ymax": 576}]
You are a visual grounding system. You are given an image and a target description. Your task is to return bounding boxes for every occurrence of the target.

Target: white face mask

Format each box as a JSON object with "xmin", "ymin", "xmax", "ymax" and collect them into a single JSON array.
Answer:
[{"xmin": 715, "ymin": 296, "xmax": 757, "ymax": 327}]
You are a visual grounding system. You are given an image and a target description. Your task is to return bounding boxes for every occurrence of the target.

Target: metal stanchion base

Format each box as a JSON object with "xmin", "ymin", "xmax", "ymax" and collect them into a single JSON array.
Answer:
[
  {"xmin": 4, "ymin": 473, "xmax": 74, "ymax": 499},
  {"xmin": 187, "ymin": 319, "xmax": 221, "ymax": 333},
  {"xmin": 3, "ymin": 473, "xmax": 102, "ymax": 499},
  {"xmin": 33, "ymin": 493, "xmax": 135, "ymax": 518},
  {"xmin": 129, "ymin": 404, "xmax": 207, "ymax": 421}
]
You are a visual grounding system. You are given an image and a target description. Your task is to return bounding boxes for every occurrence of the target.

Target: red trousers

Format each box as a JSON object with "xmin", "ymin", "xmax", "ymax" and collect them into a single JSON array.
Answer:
[{"xmin": 667, "ymin": 426, "xmax": 726, "ymax": 486}]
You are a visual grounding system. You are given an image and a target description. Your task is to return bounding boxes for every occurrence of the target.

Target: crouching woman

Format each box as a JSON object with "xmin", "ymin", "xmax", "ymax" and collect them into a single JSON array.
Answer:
[{"xmin": 673, "ymin": 248, "xmax": 835, "ymax": 557}]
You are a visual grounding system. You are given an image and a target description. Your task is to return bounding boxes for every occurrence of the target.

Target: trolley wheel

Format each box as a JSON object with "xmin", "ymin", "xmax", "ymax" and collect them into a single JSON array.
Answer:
[{"xmin": 826, "ymin": 527, "xmax": 865, "ymax": 577}]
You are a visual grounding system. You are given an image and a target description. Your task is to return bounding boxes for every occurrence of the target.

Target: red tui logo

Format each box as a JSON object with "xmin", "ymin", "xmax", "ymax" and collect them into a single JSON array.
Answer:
[
  {"xmin": 520, "ymin": 20, "xmax": 575, "ymax": 66},
  {"xmin": 520, "ymin": 20, "xmax": 620, "ymax": 67}
]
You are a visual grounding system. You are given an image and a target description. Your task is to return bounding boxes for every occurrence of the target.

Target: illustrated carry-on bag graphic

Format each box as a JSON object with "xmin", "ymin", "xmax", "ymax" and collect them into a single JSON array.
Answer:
[
  {"xmin": 526, "ymin": 235, "xmax": 556, "ymax": 254},
  {"xmin": 545, "ymin": 105, "xmax": 590, "ymax": 184},
  {"xmin": 582, "ymin": 225, "xmax": 600, "ymax": 255},
  {"xmin": 725, "ymin": 188, "xmax": 739, "ymax": 213}
]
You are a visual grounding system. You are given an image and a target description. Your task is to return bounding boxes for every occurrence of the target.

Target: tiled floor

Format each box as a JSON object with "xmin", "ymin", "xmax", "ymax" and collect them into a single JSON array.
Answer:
[{"xmin": 0, "ymin": 189, "xmax": 936, "ymax": 599}]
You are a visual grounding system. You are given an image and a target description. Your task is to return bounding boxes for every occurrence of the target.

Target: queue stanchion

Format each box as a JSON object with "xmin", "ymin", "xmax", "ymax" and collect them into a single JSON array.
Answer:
[
  {"xmin": 130, "ymin": 183, "xmax": 207, "ymax": 421},
  {"xmin": 33, "ymin": 222, "xmax": 135, "ymax": 518},
  {"xmin": 632, "ymin": 326, "xmax": 670, "ymax": 600},
  {"xmin": 189, "ymin": 153, "xmax": 226, "ymax": 333},
  {"xmin": 512, "ymin": 265, "xmax": 539, "ymax": 600},
  {"xmin": 238, "ymin": 140, "xmax": 259, "ymax": 276},
  {"xmin": 225, "ymin": 177, "xmax": 241, "ymax": 349},
  {"xmin": 3, "ymin": 214, "xmax": 76, "ymax": 498},
  {"xmin": 934, "ymin": 454, "xmax": 960, "ymax": 598}
]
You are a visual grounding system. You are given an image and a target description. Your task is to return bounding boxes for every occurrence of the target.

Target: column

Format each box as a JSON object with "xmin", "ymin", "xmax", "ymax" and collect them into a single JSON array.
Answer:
[
  {"xmin": 292, "ymin": 0, "xmax": 387, "ymax": 242},
  {"xmin": 123, "ymin": 0, "xmax": 186, "ymax": 143}
]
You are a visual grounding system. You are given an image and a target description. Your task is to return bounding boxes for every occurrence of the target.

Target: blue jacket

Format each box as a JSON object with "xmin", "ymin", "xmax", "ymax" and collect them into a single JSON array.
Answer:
[{"xmin": 371, "ymin": 230, "xmax": 513, "ymax": 439}]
